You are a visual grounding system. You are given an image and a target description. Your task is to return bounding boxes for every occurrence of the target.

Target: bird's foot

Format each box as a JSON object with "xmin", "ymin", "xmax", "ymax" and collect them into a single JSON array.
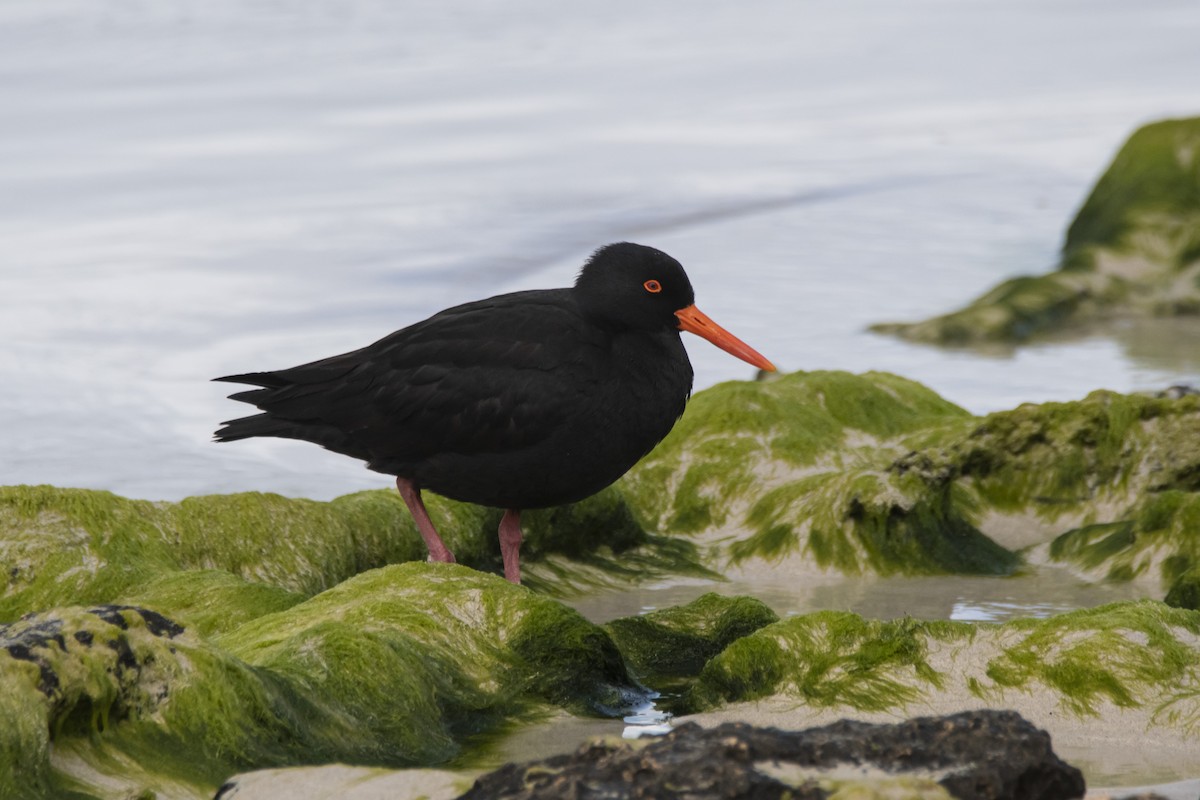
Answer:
[{"xmin": 426, "ymin": 548, "xmax": 456, "ymax": 564}]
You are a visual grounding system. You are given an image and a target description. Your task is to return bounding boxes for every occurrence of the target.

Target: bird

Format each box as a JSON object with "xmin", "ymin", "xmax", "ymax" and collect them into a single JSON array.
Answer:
[{"xmin": 213, "ymin": 242, "xmax": 774, "ymax": 584}]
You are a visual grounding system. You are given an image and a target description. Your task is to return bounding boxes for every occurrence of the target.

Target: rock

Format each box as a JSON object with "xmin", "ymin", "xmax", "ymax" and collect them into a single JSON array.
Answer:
[
  {"xmin": 871, "ymin": 117, "xmax": 1200, "ymax": 345},
  {"xmin": 683, "ymin": 602, "xmax": 1200, "ymax": 750},
  {"xmin": 0, "ymin": 484, "xmax": 694, "ymax": 622},
  {"xmin": 0, "ymin": 565, "xmax": 649, "ymax": 800},
  {"xmin": 915, "ymin": 390, "xmax": 1200, "ymax": 595},
  {"xmin": 604, "ymin": 593, "xmax": 779, "ymax": 691},
  {"xmin": 458, "ymin": 711, "xmax": 1085, "ymax": 800},
  {"xmin": 0, "ymin": 603, "xmax": 277, "ymax": 798},
  {"xmin": 622, "ymin": 373, "xmax": 1200, "ymax": 594},
  {"xmin": 621, "ymin": 371, "xmax": 1016, "ymax": 578}
]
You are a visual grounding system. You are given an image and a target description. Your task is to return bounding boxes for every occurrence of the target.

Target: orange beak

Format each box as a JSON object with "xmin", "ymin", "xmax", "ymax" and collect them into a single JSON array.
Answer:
[{"xmin": 675, "ymin": 304, "xmax": 776, "ymax": 372}]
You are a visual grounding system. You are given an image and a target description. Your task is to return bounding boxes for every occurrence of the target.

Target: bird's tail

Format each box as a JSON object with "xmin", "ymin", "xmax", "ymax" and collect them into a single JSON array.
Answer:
[
  {"xmin": 212, "ymin": 413, "xmax": 300, "ymax": 442},
  {"xmin": 211, "ymin": 370, "xmax": 368, "ymax": 461}
]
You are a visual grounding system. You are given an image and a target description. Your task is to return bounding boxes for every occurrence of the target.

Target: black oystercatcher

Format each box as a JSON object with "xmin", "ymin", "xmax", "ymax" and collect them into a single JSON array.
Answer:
[{"xmin": 214, "ymin": 242, "xmax": 774, "ymax": 583}]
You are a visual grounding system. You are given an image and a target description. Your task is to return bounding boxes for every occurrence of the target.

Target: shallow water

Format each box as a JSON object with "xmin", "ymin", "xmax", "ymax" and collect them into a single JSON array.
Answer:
[{"xmin": 567, "ymin": 566, "xmax": 1146, "ymax": 626}]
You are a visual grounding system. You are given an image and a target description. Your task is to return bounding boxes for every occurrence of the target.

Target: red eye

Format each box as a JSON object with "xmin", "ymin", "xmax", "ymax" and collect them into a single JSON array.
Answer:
[{"xmin": 643, "ymin": 279, "xmax": 662, "ymax": 293}]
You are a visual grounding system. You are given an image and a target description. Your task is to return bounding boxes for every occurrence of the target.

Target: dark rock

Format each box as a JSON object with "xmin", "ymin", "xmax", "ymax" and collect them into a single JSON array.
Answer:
[
  {"xmin": 85, "ymin": 604, "xmax": 185, "ymax": 637},
  {"xmin": 459, "ymin": 710, "xmax": 1085, "ymax": 800}
]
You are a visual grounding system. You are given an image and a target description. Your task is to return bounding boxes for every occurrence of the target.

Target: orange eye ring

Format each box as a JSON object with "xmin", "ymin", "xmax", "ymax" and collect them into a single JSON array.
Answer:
[{"xmin": 643, "ymin": 279, "xmax": 662, "ymax": 293}]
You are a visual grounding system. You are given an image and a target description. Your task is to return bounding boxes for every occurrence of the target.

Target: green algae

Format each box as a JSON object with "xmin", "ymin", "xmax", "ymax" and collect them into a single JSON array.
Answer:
[
  {"xmin": 734, "ymin": 469, "xmax": 1013, "ymax": 575},
  {"xmin": 822, "ymin": 777, "xmax": 954, "ymax": 800},
  {"xmin": 0, "ymin": 484, "xmax": 686, "ymax": 621},
  {"xmin": 604, "ymin": 593, "xmax": 779, "ymax": 690},
  {"xmin": 687, "ymin": 601, "xmax": 1200, "ymax": 731},
  {"xmin": 622, "ymin": 370, "xmax": 970, "ymax": 534},
  {"xmin": 118, "ymin": 570, "xmax": 305, "ymax": 638},
  {"xmin": 621, "ymin": 372, "xmax": 1199, "ymax": 586},
  {"xmin": 1, "ymin": 565, "xmax": 647, "ymax": 800},
  {"xmin": 688, "ymin": 611, "xmax": 967, "ymax": 714},
  {"xmin": 622, "ymin": 371, "xmax": 1017, "ymax": 577},
  {"xmin": 983, "ymin": 602, "xmax": 1200, "ymax": 721},
  {"xmin": 0, "ymin": 604, "xmax": 299, "ymax": 799},
  {"xmin": 221, "ymin": 563, "xmax": 645, "ymax": 724},
  {"xmin": 0, "ymin": 486, "xmax": 417, "ymax": 622},
  {"xmin": 1065, "ymin": 117, "xmax": 1200, "ymax": 257},
  {"xmin": 885, "ymin": 390, "xmax": 1197, "ymax": 586},
  {"xmin": 918, "ymin": 391, "xmax": 1198, "ymax": 509},
  {"xmin": 517, "ymin": 488, "xmax": 711, "ymax": 595},
  {"xmin": 870, "ymin": 271, "xmax": 1117, "ymax": 344},
  {"xmin": 1050, "ymin": 489, "xmax": 1200, "ymax": 587},
  {"xmin": 872, "ymin": 116, "xmax": 1200, "ymax": 345}
]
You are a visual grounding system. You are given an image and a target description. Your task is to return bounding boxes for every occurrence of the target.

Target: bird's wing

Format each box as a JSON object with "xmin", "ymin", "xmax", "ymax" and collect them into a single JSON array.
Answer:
[{"xmin": 224, "ymin": 290, "xmax": 606, "ymax": 463}]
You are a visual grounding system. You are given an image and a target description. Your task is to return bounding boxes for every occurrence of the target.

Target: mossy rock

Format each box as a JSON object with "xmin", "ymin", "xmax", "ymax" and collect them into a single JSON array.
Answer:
[
  {"xmin": 1047, "ymin": 490, "xmax": 1200, "ymax": 587},
  {"xmin": 622, "ymin": 372, "xmax": 1200, "ymax": 590},
  {"xmin": 872, "ymin": 116, "xmax": 1200, "ymax": 344},
  {"xmin": 622, "ymin": 370, "xmax": 1008, "ymax": 577},
  {"xmin": 604, "ymin": 593, "xmax": 779, "ymax": 691},
  {"xmin": 517, "ymin": 490, "xmax": 712, "ymax": 595},
  {"xmin": 687, "ymin": 601, "xmax": 1200, "ymax": 733},
  {"xmin": 0, "ymin": 484, "xmax": 695, "ymax": 625},
  {"xmin": 0, "ymin": 564, "xmax": 646, "ymax": 800}
]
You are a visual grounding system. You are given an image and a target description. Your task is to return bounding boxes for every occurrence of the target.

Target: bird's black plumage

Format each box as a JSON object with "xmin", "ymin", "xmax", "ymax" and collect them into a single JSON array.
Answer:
[{"xmin": 214, "ymin": 242, "xmax": 698, "ymax": 509}]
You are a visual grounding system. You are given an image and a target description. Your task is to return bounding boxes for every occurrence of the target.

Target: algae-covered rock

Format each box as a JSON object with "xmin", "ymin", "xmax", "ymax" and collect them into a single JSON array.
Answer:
[
  {"xmin": 872, "ymin": 117, "xmax": 1200, "ymax": 344},
  {"xmin": 604, "ymin": 593, "xmax": 779, "ymax": 689},
  {"xmin": 621, "ymin": 371, "xmax": 1008, "ymax": 577},
  {"xmin": 0, "ymin": 486, "xmax": 421, "ymax": 625},
  {"xmin": 973, "ymin": 391, "xmax": 1200, "ymax": 593},
  {"xmin": 221, "ymin": 563, "xmax": 642, "ymax": 720},
  {"xmin": 518, "ymin": 489, "xmax": 712, "ymax": 595},
  {"xmin": 687, "ymin": 601, "xmax": 1200, "ymax": 739},
  {"xmin": 0, "ymin": 484, "xmax": 690, "ymax": 625},
  {"xmin": 622, "ymin": 371, "xmax": 1200, "ymax": 592},
  {"xmin": 0, "ymin": 603, "xmax": 298, "ymax": 799},
  {"xmin": 0, "ymin": 564, "xmax": 647, "ymax": 800},
  {"xmin": 1045, "ymin": 489, "xmax": 1200, "ymax": 590}
]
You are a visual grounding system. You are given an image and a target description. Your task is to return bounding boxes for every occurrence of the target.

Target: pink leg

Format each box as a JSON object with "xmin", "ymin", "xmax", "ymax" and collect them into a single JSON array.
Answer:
[
  {"xmin": 498, "ymin": 509, "xmax": 522, "ymax": 584},
  {"xmin": 396, "ymin": 477, "xmax": 455, "ymax": 563}
]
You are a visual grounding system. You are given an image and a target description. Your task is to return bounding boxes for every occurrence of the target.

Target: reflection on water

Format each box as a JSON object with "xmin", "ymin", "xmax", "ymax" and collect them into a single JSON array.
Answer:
[
  {"xmin": 948, "ymin": 599, "xmax": 1076, "ymax": 622},
  {"xmin": 1108, "ymin": 316, "xmax": 1200, "ymax": 376},
  {"xmin": 567, "ymin": 567, "xmax": 1144, "ymax": 626}
]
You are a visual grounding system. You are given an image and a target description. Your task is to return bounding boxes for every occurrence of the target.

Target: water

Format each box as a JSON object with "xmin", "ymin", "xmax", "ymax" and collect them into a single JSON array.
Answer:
[
  {"xmin": 568, "ymin": 567, "xmax": 1145, "ymax": 626},
  {"xmin": 3, "ymin": 1, "xmax": 1200, "ymax": 501}
]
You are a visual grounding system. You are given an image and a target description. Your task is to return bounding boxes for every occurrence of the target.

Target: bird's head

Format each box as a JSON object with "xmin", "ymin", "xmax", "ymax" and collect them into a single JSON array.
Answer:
[{"xmin": 574, "ymin": 242, "xmax": 775, "ymax": 372}]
